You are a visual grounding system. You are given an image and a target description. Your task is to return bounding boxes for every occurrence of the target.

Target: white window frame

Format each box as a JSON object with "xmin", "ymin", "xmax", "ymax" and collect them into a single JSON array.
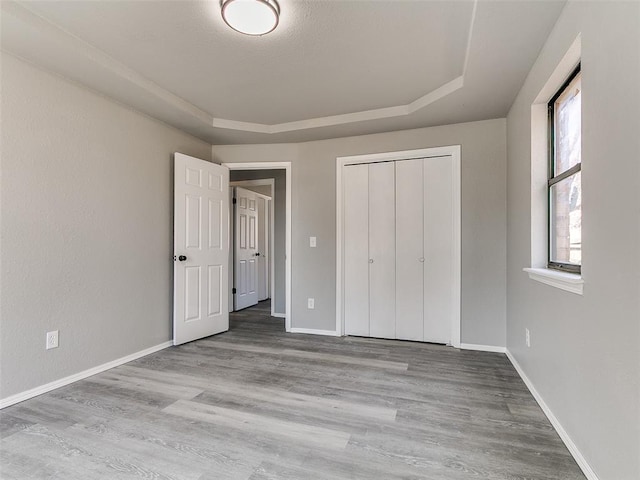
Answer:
[
  {"xmin": 547, "ymin": 65, "xmax": 582, "ymax": 274},
  {"xmin": 524, "ymin": 35, "xmax": 584, "ymax": 295}
]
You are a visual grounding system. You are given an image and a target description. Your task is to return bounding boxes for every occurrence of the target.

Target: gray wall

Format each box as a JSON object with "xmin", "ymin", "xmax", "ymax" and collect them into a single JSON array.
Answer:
[
  {"xmin": 506, "ymin": 2, "xmax": 640, "ymax": 479},
  {"xmin": 230, "ymin": 170, "xmax": 286, "ymax": 315},
  {"xmin": 214, "ymin": 118, "xmax": 507, "ymax": 346},
  {"xmin": 237, "ymin": 184, "xmax": 272, "ymax": 197},
  {"xmin": 0, "ymin": 53, "xmax": 212, "ymax": 399}
]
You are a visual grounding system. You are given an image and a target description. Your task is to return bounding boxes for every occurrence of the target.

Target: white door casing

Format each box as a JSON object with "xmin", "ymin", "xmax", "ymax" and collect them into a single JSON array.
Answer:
[
  {"xmin": 234, "ymin": 187, "xmax": 259, "ymax": 310},
  {"xmin": 173, "ymin": 153, "xmax": 229, "ymax": 346},
  {"xmin": 265, "ymin": 199, "xmax": 271, "ymax": 301},
  {"xmin": 257, "ymin": 196, "xmax": 269, "ymax": 301}
]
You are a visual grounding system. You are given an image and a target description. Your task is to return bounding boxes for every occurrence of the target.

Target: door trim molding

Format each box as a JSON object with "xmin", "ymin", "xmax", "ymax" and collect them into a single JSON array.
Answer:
[
  {"xmin": 223, "ymin": 162, "xmax": 291, "ymax": 332},
  {"xmin": 335, "ymin": 146, "xmax": 461, "ymax": 347}
]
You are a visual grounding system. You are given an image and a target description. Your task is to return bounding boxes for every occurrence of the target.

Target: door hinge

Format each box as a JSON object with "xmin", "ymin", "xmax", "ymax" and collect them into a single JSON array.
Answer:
[
  {"xmin": 232, "ymin": 288, "xmax": 237, "ymax": 294},
  {"xmin": 232, "ymin": 198, "xmax": 237, "ymax": 204}
]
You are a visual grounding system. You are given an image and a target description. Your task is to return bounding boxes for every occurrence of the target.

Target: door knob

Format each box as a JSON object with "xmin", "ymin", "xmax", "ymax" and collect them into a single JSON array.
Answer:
[
  {"xmin": 178, "ymin": 255, "xmax": 187, "ymax": 262},
  {"xmin": 419, "ymin": 257, "xmax": 425, "ymax": 263},
  {"xmin": 369, "ymin": 258, "xmax": 374, "ymax": 264},
  {"xmin": 255, "ymin": 252, "xmax": 261, "ymax": 256}
]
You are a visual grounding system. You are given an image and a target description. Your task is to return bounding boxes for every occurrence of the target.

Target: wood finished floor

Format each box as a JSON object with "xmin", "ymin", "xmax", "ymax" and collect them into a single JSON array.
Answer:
[{"xmin": 1, "ymin": 301, "xmax": 585, "ymax": 479}]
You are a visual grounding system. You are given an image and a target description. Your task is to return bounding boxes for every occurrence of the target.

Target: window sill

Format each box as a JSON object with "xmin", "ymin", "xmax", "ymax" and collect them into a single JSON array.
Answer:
[{"xmin": 523, "ymin": 268, "xmax": 583, "ymax": 295}]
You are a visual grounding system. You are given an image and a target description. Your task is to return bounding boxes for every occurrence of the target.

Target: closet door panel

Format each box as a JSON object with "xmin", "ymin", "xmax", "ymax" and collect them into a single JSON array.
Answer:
[
  {"xmin": 395, "ymin": 159, "xmax": 424, "ymax": 341},
  {"xmin": 368, "ymin": 162, "xmax": 396, "ymax": 339},
  {"xmin": 423, "ymin": 157, "xmax": 454, "ymax": 344},
  {"xmin": 343, "ymin": 164, "xmax": 370, "ymax": 336}
]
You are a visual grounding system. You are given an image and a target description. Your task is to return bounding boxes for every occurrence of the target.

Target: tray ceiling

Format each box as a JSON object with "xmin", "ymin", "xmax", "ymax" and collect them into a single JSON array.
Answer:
[{"xmin": 1, "ymin": 0, "xmax": 566, "ymax": 144}]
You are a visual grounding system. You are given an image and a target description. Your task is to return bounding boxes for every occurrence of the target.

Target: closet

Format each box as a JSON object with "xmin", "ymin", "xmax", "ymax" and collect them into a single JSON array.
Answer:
[{"xmin": 342, "ymin": 153, "xmax": 458, "ymax": 344}]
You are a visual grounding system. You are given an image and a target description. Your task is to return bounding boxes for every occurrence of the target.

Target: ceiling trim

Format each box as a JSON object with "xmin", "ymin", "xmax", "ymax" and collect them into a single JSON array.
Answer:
[
  {"xmin": 463, "ymin": 0, "xmax": 478, "ymax": 74},
  {"xmin": 2, "ymin": 1, "xmax": 216, "ymax": 126},
  {"xmin": 5, "ymin": 0, "xmax": 478, "ymax": 135}
]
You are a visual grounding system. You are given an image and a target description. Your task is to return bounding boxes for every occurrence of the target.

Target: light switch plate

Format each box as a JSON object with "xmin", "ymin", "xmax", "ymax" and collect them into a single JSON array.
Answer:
[{"xmin": 310, "ymin": 236, "xmax": 317, "ymax": 248}]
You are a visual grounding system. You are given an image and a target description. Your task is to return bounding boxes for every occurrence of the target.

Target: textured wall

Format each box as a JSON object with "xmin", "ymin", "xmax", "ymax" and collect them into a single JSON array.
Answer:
[
  {"xmin": 214, "ymin": 118, "xmax": 507, "ymax": 346},
  {"xmin": 0, "ymin": 54, "xmax": 212, "ymax": 399},
  {"xmin": 506, "ymin": 2, "xmax": 640, "ymax": 478}
]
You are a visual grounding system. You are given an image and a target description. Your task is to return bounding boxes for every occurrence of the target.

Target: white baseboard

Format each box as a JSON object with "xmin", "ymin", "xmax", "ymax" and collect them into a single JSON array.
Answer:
[
  {"xmin": 0, "ymin": 341, "xmax": 173, "ymax": 409},
  {"xmin": 505, "ymin": 349, "xmax": 598, "ymax": 480},
  {"xmin": 459, "ymin": 343, "xmax": 506, "ymax": 353},
  {"xmin": 271, "ymin": 312, "xmax": 286, "ymax": 318},
  {"xmin": 290, "ymin": 327, "xmax": 340, "ymax": 337}
]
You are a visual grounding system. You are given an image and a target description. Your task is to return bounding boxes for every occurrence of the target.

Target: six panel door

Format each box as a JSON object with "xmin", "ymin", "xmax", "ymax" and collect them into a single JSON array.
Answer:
[
  {"xmin": 173, "ymin": 153, "xmax": 229, "ymax": 346},
  {"xmin": 234, "ymin": 187, "xmax": 259, "ymax": 310}
]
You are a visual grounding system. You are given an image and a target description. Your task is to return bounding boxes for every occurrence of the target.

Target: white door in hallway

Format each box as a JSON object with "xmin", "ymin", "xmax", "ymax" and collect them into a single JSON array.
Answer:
[
  {"xmin": 173, "ymin": 153, "xmax": 229, "ymax": 346},
  {"xmin": 234, "ymin": 187, "xmax": 259, "ymax": 310}
]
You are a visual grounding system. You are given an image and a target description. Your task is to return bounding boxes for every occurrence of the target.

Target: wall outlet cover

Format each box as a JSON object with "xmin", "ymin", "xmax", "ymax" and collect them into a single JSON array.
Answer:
[
  {"xmin": 46, "ymin": 330, "xmax": 59, "ymax": 350},
  {"xmin": 307, "ymin": 298, "xmax": 315, "ymax": 309}
]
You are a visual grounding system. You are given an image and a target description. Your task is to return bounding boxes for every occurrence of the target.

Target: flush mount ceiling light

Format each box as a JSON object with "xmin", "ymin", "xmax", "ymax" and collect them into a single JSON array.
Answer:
[{"xmin": 221, "ymin": 0, "xmax": 280, "ymax": 36}]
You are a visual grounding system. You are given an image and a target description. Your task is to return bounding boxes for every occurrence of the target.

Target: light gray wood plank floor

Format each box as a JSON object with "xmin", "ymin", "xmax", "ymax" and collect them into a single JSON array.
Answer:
[{"xmin": 1, "ymin": 301, "xmax": 585, "ymax": 479}]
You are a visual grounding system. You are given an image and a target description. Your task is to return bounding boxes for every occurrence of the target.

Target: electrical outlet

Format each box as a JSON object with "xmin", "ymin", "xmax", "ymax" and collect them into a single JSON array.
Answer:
[
  {"xmin": 46, "ymin": 330, "xmax": 59, "ymax": 350},
  {"xmin": 307, "ymin": 298, "xmax": 315, "ymax": 309},
  {"xmin": 525, "ymin": 328, "xmax": 530, "ymax": 348},
  {"xmin": 310, "ymin": 236, "xmax": 317, "ymax": 248}
]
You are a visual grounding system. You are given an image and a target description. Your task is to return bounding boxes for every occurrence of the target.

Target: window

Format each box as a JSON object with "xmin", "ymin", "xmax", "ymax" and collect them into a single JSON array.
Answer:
[{"xmin": 548, "ymin": 65, "xmax": 581, "ymax": 274}]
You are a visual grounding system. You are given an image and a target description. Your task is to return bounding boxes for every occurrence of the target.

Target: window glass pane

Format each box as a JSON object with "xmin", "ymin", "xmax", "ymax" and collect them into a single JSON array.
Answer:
[
  {"xmin": 554, "ymin": 73, "xmax": 581, "ymax": 175},
  {"xmin": 550, "ymin": 171, "xmax": 581, "ymax": 265}
]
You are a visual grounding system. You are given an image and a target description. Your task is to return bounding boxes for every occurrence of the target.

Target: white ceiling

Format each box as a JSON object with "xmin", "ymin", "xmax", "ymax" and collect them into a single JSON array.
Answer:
[{"xmin": 1, "ymin": 0, "xmax": 566, "ymax": 144}]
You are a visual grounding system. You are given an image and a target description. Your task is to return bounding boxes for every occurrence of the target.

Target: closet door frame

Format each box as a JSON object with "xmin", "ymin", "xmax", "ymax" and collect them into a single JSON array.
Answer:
[{"xmin": 336, "ymin": 146, "xmax": 461, "ymax": 347}]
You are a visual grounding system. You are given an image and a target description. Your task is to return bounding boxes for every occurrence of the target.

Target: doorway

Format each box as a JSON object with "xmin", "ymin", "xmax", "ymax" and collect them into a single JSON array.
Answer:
[
  {"xmin": 230, "ymin": 182, "xmax": 273, "ymax": 311},
  {"xmin": 224, "ymin": 162, "xmax": 291, "ymax": 332}
]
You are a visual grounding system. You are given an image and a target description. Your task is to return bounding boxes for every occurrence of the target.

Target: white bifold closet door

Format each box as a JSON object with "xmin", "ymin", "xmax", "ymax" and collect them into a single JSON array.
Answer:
[
  {"xmin": 368, "ymin": 162, "xmax": 396, "ymax": 339},
  {"xmin": 422, "ymin": 157, "xmax": 454, "ymax": 344},
  {"xmin": 343, "ymin": 164, "xmax": 369, "ymax": 336},
  {"xmin": 343, "ymin": 156, "xmax": 454, "ymax": 344},
  {"xmin": 344, "ymin": 161, "xmax": 396, "ymax": 339},
  {"xmin": 395, "ymin": 159, "xmax": 424, "ymax": 341}
]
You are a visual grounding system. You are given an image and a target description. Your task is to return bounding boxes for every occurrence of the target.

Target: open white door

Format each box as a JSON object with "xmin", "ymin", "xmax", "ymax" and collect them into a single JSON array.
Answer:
[
  {"xmin": 173, "ymin": 153, "xmax": 229, "ymax": 346},
  {"xmin": 234, "ymin": 187, "xmax": 259, "ymax": 310}
]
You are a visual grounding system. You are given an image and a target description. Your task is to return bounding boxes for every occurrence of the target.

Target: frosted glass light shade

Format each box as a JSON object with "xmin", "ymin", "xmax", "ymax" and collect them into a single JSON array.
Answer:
[{"xmin": 221, "ymin": 0, "xmax": 280, "ymax": 36}]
